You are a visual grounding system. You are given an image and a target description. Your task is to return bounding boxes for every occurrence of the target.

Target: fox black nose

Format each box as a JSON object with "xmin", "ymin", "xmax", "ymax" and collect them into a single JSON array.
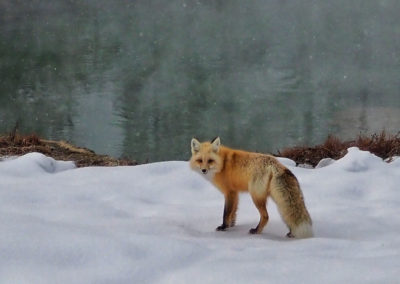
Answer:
[{"xmin": 201, "ymin": 169, "xmax": 208, "ymax": 174}]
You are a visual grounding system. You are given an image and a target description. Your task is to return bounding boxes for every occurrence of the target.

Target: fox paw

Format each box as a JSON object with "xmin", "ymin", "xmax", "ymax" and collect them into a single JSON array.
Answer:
[
  {"xmin": 249, "ymin": 228, "xmax": 259, "ymax": 234},
  {"xmin": 216, "ymin": 225, "xmax": 227, "ymax": 231},
  {"xmin": 286, "ymin": 232, "xmax": 294, "ymax": 238}
]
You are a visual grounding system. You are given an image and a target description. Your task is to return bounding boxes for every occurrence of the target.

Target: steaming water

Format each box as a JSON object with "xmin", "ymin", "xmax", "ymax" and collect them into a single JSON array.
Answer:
[{"xmin": 1, "ymin": 1, "xmax": 399, "ymax": 162}]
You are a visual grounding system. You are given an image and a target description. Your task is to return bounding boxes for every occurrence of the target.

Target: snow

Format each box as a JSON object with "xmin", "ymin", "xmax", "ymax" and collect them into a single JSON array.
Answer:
[{"xmin": 0, "ymin": 148, "xmax": 399, "ymax": 283}]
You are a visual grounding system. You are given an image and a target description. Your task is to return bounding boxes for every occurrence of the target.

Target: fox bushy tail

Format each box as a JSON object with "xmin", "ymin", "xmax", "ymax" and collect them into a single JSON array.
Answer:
[{"xmin": 270, "ymin": 169, "xmax": 313, "ymax": 238}]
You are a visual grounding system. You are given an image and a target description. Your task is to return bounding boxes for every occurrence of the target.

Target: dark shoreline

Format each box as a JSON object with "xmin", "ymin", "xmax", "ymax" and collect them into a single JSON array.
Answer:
[
  {"xmin": 0, "ymin": 133, "xmax": 137, "ymax": 167},
  {"xmin": 1, "ymin": 131, "xmax": 399, "ymax": 168},
  {"xmin": 277, "ymin": 132, "xmax": 400, "ymax": 167}
]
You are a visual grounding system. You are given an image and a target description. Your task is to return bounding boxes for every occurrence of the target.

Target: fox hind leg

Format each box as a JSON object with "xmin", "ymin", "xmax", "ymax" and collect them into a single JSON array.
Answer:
[{"xmin": 249, "ymin": 188, "xmax": 269, "ymax": 234}]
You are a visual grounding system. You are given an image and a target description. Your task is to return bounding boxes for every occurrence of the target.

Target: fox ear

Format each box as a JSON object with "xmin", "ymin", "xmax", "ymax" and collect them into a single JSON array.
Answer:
[
  {"xmin": 211, "ymin": 137, "xmax": 221, "ymax": 152},
  {"xmin": 191, "ymin": 138, "xmax": 201, "ymax": 154}
]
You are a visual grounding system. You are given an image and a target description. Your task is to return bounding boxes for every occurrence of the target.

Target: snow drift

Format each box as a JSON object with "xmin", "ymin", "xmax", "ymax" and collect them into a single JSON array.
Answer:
[{"xmin": 0, "ymin": 149, "xmax": 399, "ymax": 283}]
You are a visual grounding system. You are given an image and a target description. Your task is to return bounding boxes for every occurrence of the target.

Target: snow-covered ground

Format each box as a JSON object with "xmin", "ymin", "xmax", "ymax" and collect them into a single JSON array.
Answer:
[{"xmin": 1, "ymin": 148, "xmax": 399, "ymax": 284}]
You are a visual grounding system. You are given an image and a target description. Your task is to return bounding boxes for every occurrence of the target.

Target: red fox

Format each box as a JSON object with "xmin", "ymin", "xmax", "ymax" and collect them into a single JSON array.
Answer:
[{"xmin": 190, "ymin": 137, "xmax": 313, "ymax": 238}]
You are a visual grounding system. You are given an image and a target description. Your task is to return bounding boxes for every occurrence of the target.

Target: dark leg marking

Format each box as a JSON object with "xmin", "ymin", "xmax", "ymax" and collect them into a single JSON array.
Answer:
[
  {"xmin": 286, "ymin": 231, "xmax": 294, "ymax": 238},
  {"xmin": 216, "ymin": 191, "xmax": 237, "ymax": 231}
]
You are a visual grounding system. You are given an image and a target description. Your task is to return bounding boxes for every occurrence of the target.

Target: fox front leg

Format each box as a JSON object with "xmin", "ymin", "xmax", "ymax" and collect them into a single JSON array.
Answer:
[{"xmin": 216, "ymin": 191, "xmax": 238, "ymax": 231}]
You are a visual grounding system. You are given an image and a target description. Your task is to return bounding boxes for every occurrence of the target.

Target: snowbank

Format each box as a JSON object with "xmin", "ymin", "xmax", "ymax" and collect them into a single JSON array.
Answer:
[{"xmin": 0, "ymin": 148, "xmax": 399, "ymax": 283}]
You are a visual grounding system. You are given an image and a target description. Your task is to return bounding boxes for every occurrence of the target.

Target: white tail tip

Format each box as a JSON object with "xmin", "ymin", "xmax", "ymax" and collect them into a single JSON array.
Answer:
[{"xmin": 292, "ymin": 222, "xmax": 313, "ymax": 238}]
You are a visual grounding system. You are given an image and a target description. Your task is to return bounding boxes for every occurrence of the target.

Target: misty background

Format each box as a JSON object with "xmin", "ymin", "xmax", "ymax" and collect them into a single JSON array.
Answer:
[{"xmin": 1, "ymin": 0, "xmax": 399, "ymax": 162}]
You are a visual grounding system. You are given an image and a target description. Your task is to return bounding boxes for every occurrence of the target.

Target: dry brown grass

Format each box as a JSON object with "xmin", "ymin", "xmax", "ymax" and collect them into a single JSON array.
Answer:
[
  {"xmin": 2, "ymin": 131, "xmax": 399, "ymax": 168},
  {"xmin": 277, "ymin": 131, "xmax": 400, "ymax": 167},
  {"xmin": 0, "ymin": 133, "xmax": 137, "ymax": 167}
]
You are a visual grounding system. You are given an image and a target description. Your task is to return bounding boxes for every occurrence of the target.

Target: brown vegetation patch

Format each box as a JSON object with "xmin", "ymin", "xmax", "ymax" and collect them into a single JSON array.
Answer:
[
  {"xmin": 0, "ymin": 133, "xmax": 137, "ymax": 167},
  {"xmin": 2, "ymin": 132, "xmax": 399, "ymax": 168},
  {"xmin": 277, "ymin": 132, "xmax": 400, "ymax": 167}
]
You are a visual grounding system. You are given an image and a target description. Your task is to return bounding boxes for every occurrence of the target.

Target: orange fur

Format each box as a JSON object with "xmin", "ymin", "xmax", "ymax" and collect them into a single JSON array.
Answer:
[{"xmin": 190, "ymin": 137, "xmax": 313, "ymax": 238}]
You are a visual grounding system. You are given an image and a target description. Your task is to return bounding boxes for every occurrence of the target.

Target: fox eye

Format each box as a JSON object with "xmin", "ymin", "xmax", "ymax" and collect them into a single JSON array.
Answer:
[
  {"xmin": 208, "ymin": 159, "xmax": 214, "ymax": 163},
  {"xmin": 196, "ymin": 159, "xmax": 203, "ymax": 163}
]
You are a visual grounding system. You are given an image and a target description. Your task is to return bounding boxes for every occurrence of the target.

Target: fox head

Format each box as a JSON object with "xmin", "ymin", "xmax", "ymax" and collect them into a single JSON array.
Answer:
[{"xmin": 190, "ymin": 137, "xmax": 223, "ymax": 175}]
